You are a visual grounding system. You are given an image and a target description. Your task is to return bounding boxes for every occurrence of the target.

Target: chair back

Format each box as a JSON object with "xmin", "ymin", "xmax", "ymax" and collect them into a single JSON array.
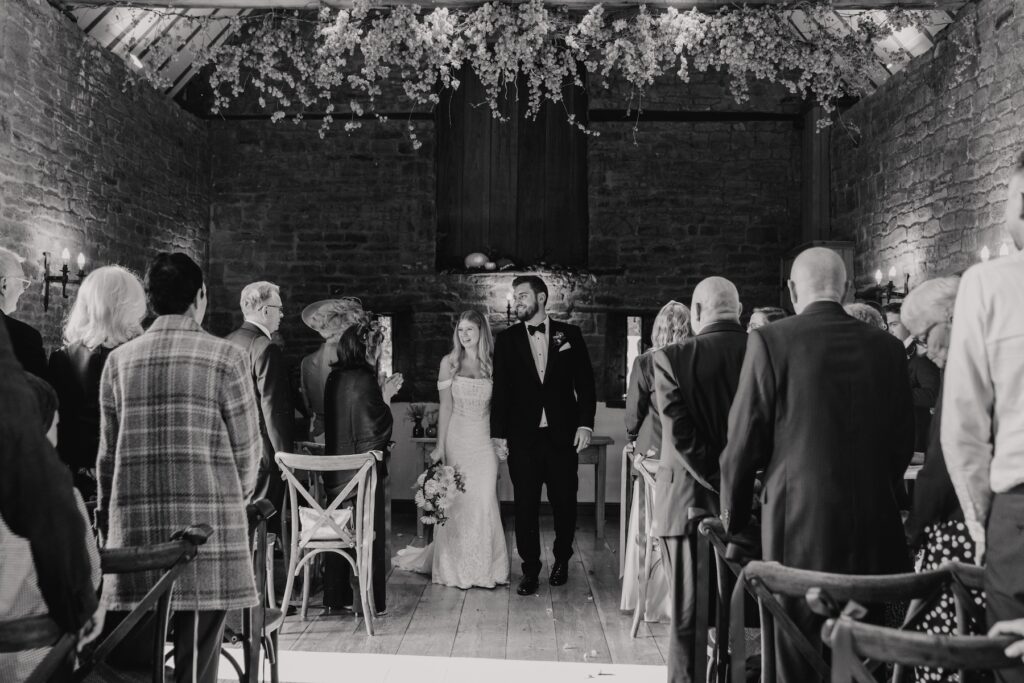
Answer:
[
  {"xmin": 824, "ymin": 615, "xmax": 1024, "ymax": 683},
  {"xmin": 275, "ymin": 451, "xmax": 380, "ymax": 551}
]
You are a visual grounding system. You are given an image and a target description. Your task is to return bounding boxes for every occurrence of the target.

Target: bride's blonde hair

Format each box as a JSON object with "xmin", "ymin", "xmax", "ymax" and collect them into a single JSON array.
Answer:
[{"xmin": 447, "ymin": 310, "xmax": 494, "ymax": 378}]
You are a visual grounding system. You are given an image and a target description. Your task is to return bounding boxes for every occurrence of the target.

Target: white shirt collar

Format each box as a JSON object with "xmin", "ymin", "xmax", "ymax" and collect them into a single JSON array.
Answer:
[
  {"xmin": 244, "ymin": 318, "xmax": 273, "ymax": 339},
  {"xmin": 903, "ymin": 336, "xmax": 914, "ymax": 350}
]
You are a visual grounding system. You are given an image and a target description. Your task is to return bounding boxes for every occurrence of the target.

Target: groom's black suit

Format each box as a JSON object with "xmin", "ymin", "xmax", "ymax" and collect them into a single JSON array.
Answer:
[{"xmin": 491, "ymin": 318, "xmax": 596, "ymax": 577}]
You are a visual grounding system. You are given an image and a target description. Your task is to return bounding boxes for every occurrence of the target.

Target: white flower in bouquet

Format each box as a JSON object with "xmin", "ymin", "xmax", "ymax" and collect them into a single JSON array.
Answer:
[{"xmin": 411, "ymin": 461, "xmax": 468, "ymax": 526}]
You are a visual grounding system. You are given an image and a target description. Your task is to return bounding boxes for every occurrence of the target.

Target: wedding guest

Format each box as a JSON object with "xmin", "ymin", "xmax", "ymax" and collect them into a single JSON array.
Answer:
[
  {"xmin": 300, "ymin": 298, "xmax": 366, "ymax": 441},
  {"xmin": 943, "ymin": 160, "xmax": 1024, "ymax": 683},
  {"xmin": 0, "ymin": 321, "xmax": 101, "ymax": 672},
  {"xmin": 844, "ymin": 301, "xmax": 886, "ymax": 329},
  {"xmin": 0, "ymin": 246, "xmax": 47, "ymax": 379},
  {"xmin": 226, "ymin": 281, "xmax": 293, "ymax": 510},
  {"xmin": 885, "ymin": 301, "xmax": 941, "ymax": 453},
  {"xmin": 324, "ymin": 321, "xmax": 402, "ymax": 615},
  {"xmin": 48, "ymin": 266, "xmax": 147, "ymax": 498},
  {"xmin": 654, "ymin": 277, "xmax": 748, "ymax": 683},
  {"xmin": 746, "ymin": 306, "xmax": 786, "ymax": 332},
  {"xmin": 97, "ymin": 253, "xmax": 261, "ymax": 683},
  {"xmin": 1, "ymin": 373, "xmax": 103, "ymax": 681},
  {"xmin": 898, "ymin": 276, "xmax": 983, "ymax": 683},
  {"xmin": 621, "ymin": 300, "xmax": 690, "ymax": 619},
  {"xmin": 721, "ymin": 247, "xmax": 914, "ymax": 683}
]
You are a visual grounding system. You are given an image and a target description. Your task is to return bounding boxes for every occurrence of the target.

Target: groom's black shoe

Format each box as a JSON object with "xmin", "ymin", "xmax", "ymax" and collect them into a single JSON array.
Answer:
[
  {"xmin": 549, "ymin": 561, "xmax": 569, "ymax": 586},
  {"xmin": 517, "ymin": 575, "xmax": 540, "ymax": 596}
]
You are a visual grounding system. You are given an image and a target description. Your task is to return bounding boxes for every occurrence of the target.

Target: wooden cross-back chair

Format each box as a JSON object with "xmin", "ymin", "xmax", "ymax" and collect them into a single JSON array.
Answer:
[
  {"xmin": 823, "ymin": 611, "xmax": 1024, "ymax": 683},
  {"xmin": 629, "ymin": 453, "xmax": 659, "ymax": 638},
  {"xmin": 220, "ymin": 499, "xmax": 283, "ymax": 683},
  {"xmin": 0, "ymin": 524, "xmax": 212, "ymax": 683},
  {"xmin": 731, "ymin": 560, "xmax": 988, "ymax": 683},
  {"xmin": 275, "ymin": 450, "xmax": 379, "ymax": 636}
]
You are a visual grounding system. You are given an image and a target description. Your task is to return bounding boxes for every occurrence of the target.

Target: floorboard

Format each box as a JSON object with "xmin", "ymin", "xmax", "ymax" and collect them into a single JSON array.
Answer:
[
  {"xmin": 451, "ymin": 584, "xmax": 510, "ymax": 659},
  {"xmin": 505, "ymin": 524, "xmax": 559, "ymax": 661},
  {"xmin": 396, "ymin": 583, "xmax": 466, "ymax": 657}
]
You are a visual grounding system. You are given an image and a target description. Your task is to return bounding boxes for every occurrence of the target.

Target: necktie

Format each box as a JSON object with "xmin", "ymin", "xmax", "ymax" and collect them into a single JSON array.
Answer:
[{"xmin": 527, "ymin": 322, "xmax": 546, "ymax": 336}]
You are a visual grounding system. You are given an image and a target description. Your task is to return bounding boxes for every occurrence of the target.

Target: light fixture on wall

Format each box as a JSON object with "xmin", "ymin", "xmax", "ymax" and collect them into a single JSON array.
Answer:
[
  {"xmin": 882, "ymin": 266, "xmax": 909, "ymax": 303},
  {"xmin": 506, "ymin": 292, "xmax": 515, "ymax": 326},
  {"xmin": 980, "ymin": 245, "xmax": 991, "ymax": 262},
  {"xmin": 43, "ymin": 248, "xmax": 87, "ymax": 312},
  {"xmin": 999, "ymin": 242, "xmax": 1011, "ymax": 258}
]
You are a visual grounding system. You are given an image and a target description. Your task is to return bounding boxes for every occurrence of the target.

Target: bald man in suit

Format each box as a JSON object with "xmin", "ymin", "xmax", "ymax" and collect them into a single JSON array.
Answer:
[{"xmin": 720, "ymin": 247, "xmax": 914, "ymax": 682}]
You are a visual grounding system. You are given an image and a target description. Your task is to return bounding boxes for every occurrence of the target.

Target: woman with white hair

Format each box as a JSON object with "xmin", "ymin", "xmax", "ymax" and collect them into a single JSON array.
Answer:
[
  {"xmin": 621, "ymin": 300, "xmax": 691, "ymax": 619},
  {"xmin": 901, "ymin": 276, "xmax": 985, "ymax": 683},
  {"xmin": 48, "ymin": 265, "xmax": 146, "ymax": 497}
]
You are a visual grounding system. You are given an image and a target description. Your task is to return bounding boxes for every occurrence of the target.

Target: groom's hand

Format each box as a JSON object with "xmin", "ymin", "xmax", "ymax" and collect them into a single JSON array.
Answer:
[
  {"xmin": 574, "ymin": 428, "xmax": 592, "ymax": 453},
  {"xmin": 491, "ymin": 438, "xmax": 508, "ymax": 460}
]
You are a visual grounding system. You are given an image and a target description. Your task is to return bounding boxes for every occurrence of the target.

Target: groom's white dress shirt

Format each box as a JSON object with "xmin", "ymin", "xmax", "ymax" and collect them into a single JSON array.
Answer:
[
  {"xmin": 942, "ymin": 251, "xmax": 1024, "ymax": 552},
  {"xmin": 527, "ymin": 316, "xmax": 550, "ymax": 427}
]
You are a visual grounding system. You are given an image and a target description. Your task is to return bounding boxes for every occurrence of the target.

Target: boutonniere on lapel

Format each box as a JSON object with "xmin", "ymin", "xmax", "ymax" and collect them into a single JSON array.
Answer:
[{"xmin": 553, "ymin": 330, "xmax": 570, "ymax": 351}]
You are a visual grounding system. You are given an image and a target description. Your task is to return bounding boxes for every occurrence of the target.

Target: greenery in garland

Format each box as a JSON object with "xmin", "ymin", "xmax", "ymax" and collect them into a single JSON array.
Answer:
[{"xmin": 123, "ymin": 1, "xmax": 961, "ymax": 144}]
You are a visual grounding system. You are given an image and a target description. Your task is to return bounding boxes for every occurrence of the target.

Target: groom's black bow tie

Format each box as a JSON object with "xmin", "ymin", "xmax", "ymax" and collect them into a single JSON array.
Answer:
[{"xmin": 527, "ymin": 322, "xmax": 546, "ymax": 336}]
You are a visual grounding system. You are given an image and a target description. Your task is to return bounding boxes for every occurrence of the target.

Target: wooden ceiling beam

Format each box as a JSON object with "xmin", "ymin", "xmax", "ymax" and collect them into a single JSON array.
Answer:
[{"xmin": 55, "ymin": 0, "xmax": 966, "ymax": 12}]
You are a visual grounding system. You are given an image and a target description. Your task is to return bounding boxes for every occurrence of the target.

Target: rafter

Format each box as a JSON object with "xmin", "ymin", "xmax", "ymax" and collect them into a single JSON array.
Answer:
[{"xmin": 54, "ymin": 0, "xmax": 967, "ymax": 12}]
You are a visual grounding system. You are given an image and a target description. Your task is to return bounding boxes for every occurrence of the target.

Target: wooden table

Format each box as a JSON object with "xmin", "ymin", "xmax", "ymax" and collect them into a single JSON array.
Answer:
[{"xmin": 411, "ymin": 434, "xmax": 615, "ymax": 540}]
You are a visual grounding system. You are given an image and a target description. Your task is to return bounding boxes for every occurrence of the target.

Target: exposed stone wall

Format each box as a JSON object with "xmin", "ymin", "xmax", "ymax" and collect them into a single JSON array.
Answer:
[
  {"xmin": 0, "ymin": 0, "xmax": 210, "ymax": 350},
  {"xmin": 831, "ymin": 0, "xmax": 1024, "ymax": 286}
]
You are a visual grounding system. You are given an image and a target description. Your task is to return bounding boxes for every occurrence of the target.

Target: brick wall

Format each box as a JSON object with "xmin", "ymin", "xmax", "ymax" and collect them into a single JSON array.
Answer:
[
  {"xmin": 206, "ymin": 71, "xmax": 803, "ymax": 400},
  {"xmin": 0, "ymin": 0, "xmax": 210, "ymax": 350},
  {"xmin": 831, "ymin": 0, "xmax": 1024, "ymax": 286}
]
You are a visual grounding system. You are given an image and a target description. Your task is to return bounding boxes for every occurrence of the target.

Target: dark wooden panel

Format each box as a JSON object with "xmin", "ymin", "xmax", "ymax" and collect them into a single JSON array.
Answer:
[
  {"xmin": 460, "ymin": 69, "xmax": 493, "ymax": 258},
  {"xmin": 488, "ymin": 83, "xmax": 519, "ymax": 260},
  {"xmin": 436, "ymin": 82, "xmax": 465, "ymax": 269},
  {"xmin": 516, "ymin": 95, "xmax": 548, "ymax": 265}
]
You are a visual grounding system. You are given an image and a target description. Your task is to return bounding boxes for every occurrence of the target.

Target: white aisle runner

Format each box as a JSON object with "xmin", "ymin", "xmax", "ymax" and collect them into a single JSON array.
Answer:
[{"xmin": 233, "ymin": 650, "xmax": 666, "ymax": 683}]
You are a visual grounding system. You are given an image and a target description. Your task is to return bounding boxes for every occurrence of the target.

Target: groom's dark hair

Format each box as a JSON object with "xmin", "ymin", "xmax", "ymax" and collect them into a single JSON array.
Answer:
[{"xmin": 512, "ymin": 275, "xmax": 548, "ymax": 305}]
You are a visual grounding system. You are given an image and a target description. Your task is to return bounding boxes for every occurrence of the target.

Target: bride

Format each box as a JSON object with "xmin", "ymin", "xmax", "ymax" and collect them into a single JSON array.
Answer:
[{"xmin": 395, "ymin": 310, "xmax": 509, "ymax": 588}]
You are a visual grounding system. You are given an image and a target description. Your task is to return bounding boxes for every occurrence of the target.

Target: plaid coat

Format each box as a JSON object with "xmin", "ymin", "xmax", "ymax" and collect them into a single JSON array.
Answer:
[{"xmin": 97, "ymin": 315, "xmax": 261, "ymax": 611}]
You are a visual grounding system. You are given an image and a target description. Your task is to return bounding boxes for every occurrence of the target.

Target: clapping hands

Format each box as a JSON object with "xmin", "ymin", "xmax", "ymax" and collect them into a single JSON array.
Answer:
[{"xmin": 382, "ymin": 373, "xmax": 404, "ymax": 403}]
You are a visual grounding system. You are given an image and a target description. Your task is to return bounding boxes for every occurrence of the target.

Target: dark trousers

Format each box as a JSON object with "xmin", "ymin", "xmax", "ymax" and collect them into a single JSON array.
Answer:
[
  {"xmin": 105, "ymin": 609, "xmax": 227, "ymax": 683},
  {"xmin": 323, "ymin": 463, "xmax": 387, "ymax": 612},
  {"xmin": 508, "ymin": 427, "xmax": 578, "ymax": 578},
  {"xmin": 661, "ymin": 535, "xmax": 697, "ymax": 683},
  {"xmin": 986, "ymin": 487, "xmax": 1024, "ymax": 683}
]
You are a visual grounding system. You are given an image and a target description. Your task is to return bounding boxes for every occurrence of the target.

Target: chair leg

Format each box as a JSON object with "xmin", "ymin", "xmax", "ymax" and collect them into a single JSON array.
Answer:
[
  {"xmin": 247, "ymin": 606, "xmax": 261, "ymax": 683},
  {"xmin": 361, "ymin": 550, "xmax": 375, "ymax": 636},
  {"xmin": 301, "ymin": 562, "xmax": 311, "ymax": 621},
  {"xmin": 270, "ymin": 630, "xmax": 280, "ymax": 683},
  {"xmin": 630, "ymin": 484, "xmax": 647, "ymax": 639}
]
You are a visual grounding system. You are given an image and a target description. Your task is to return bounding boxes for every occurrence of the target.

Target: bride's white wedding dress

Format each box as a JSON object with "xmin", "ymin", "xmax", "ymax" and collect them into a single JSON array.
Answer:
[{"xmin": 394, "ymin": 375, "xmax": 509, "ymax": 588}]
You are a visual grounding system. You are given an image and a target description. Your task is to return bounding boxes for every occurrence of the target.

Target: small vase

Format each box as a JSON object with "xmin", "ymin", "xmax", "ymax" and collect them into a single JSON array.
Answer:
[
  {"xmin": 412, "ymin": 418, "xmax": 424, "ymax": 439},
  {"xmin": 425, "ymin": 425, "xmax": 438, "ymax": 438}
]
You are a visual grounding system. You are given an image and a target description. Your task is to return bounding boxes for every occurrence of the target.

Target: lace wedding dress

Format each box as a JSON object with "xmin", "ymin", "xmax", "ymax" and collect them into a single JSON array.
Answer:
[{"xmin": 394, "ymin": 375, "xmax": 509, "ymax": 588}]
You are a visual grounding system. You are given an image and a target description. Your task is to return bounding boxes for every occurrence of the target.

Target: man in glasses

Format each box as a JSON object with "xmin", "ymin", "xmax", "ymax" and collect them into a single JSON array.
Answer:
[
  {"xmin": 226, "ymin": 281, "xmax": 293, "ymax": 511},
  {"xmin": 0, "ymin": 247, "xmax": 47, "ymax": 379}
]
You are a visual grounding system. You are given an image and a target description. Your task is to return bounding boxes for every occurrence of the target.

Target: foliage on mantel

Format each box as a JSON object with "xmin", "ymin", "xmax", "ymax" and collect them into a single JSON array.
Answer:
[{"xmin": 117, "ymin": 1, "xmax": 974, "ymax": 144}]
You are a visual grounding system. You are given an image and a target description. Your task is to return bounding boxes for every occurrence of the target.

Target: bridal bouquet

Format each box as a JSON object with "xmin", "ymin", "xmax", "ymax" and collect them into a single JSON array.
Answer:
[{"xmin": 413, "ymin": 462, "xmax": 467, "ymax": 527}]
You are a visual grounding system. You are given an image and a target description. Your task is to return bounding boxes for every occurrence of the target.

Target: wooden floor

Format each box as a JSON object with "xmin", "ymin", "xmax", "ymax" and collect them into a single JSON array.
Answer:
[{"xmin": 277, "ymin": 512, "xmax": 668, "ymax": 667}]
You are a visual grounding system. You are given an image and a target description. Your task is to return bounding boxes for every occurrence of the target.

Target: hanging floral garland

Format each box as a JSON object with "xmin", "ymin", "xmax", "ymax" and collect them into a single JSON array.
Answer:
[{"xmin": 130, "ymin": 0, "xmax": 937, "ymax": 143}]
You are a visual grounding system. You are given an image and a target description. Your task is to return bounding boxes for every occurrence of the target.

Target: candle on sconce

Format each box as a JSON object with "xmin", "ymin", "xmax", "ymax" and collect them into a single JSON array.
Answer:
[
  {"xmin": 887, "ymin": 266, "xmax": 896, "ymax": 280},
  {"xmin": 874, "ymin": 269, "xmax": 883, "ymax": 286},
  {"xmin": 980, "ymin": 245, "xmax": 991, "ymax": 262},
  {"xmin": 999, "ymin": 243, "xmax": 1010, "ymax": 258},
  {"xmin": 60, "ymin": 248, "xmax": 70, "ymax": 267},
  {"xmin": 76, "ymin": 253, "xmax": 86, "ymax": 272}
]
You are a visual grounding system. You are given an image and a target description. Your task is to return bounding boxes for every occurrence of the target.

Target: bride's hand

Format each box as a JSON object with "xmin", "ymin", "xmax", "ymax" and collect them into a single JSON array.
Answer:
[{"xmin": 429, "ymin": 447, "xmax": 444, "ymax": 464}]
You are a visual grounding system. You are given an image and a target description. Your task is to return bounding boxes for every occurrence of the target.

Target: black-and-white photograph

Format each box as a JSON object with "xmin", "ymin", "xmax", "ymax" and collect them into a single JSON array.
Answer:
[{"xmin": 1, "ymin": 0, "xmax": 1023, "ymax": 680}]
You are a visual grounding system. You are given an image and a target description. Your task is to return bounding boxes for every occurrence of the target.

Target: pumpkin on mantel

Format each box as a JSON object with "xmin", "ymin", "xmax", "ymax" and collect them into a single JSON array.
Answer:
[{"xmin": 464, "ymin": 252, "xmax": 489, "ymax": 269}]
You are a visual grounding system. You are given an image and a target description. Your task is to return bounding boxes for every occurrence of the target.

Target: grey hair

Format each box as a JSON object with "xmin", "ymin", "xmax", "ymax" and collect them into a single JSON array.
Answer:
[
  {"xmin": 901, "ymin": 276, "xmax": 960, "ymax": 337},
  {"xmin": 240, "ymin": 281, "xmax": 280, "ymax": 314},
  {"xmin": 0, "ymin": 247, "xmax": 25, "ymax": 277},
  {"xmin": 63, "ymin": 265, "xmax": 147, "ymax": 349},
  {"xmin": 844, "ymin": 302, "xmax": 885, "ymax": 330},
  {"xmin": 651, "ymin": 300, "xmax": 692, "ymax": 349}
]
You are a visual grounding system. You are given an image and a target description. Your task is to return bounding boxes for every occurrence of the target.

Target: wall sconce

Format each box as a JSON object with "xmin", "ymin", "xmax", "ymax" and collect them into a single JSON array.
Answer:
[
  {"xmin": 43, "ymin": 248, "xmax": 86, "ymax": 312},
  {"xmin": 999, "ymin": 242, "xmax": 1010, "ymax": 258},
  {"xmin": 882, "ymin": 266, "xmax": 910, "ymax": 303},
  {"xmin": 980, "ymin": 245, "xmax": 991, "ymax": 262},
  {"xmin": 506, "ymin": 292, "xmax": 514, "ymax": 326}
]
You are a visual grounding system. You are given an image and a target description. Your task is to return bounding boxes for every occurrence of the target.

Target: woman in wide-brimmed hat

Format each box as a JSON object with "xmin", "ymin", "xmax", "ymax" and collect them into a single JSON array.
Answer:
[{"xmin": 300, "ymin": 298, "xmax": 367, "ymax": 441}]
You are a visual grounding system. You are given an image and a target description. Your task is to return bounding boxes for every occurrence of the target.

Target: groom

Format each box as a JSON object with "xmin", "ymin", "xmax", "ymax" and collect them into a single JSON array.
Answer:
[{"xmin": 491, "ymin": 275, "xmax": 596, "ymax": 596}]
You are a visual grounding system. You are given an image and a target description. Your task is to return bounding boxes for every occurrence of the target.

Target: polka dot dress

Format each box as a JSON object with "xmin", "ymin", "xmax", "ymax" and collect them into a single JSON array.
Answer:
[{"xmin": 912, "ymin": 521, "xmax": 989, "ymax": 683}]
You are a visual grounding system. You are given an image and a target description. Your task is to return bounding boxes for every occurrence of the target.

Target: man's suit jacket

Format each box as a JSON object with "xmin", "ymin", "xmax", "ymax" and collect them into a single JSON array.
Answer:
[
  {"xmin": 225, "ymin": 322, "xmax": 293, "ymax": 490},
  {"xmin": 720, "ymin": 301, "xmax": 914, "ymax": 575},
  {"xmin": 2, "ymin": 311, "xmax": 48, "ymax": 380},
  {"xmin": 625, "ymin": 351, "xmax": 659, "ymax": 457},
  {"xmin": 491, "ymin": 319, "xmax": 596, "ymax": 446},
  {"xmin": 907, "ymin": 351, "xmax": 940, "ymax": 453},
  {"xmin": 652, "ymin": 320, "xmax": 748, "ymax": 538}
]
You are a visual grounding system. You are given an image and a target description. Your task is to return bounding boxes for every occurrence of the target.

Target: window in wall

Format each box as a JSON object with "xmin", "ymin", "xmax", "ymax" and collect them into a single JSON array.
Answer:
[
  {"xmin": 435, "ymin": 67, "xmax": 589, "ymax": 270},
  {"xmin": 604, "ymin": 311, "xmax": 656, "ymax": 408},
  {"xmin": 377, "ymin": 313, "xmax": 394, "ymax": 378},
  {"xmin": 625, "ymin": 315, "xmax": 643, "ymax": 393}
]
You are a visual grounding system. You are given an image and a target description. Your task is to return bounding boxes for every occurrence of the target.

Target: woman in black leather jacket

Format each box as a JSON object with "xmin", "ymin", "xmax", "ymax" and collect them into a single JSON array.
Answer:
[
  {"xmin": 324, "ymin": 320, "xmax": 403, "ymax": 615},
  {"xmin": 47, "ymin": 266, "xmax": 146, "ymax": 498}
]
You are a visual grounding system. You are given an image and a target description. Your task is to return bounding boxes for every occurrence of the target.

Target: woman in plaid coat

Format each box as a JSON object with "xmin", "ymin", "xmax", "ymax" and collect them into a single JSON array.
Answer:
[{"xmin": 96, "ymin": 253, "xmax": 261, "ymax": 682}]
